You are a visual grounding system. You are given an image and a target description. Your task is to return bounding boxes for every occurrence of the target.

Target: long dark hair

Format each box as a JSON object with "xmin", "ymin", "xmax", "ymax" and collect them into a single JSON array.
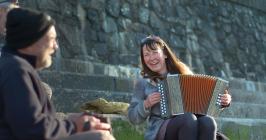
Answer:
[{"xmin": 140, "ymin": 35, "xmax": 193, "ymax": 81}]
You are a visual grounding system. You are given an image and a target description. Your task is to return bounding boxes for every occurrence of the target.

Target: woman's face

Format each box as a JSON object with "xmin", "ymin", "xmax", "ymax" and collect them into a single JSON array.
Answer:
[{"xmin": 142, "ymin": 44, "xmax": 167, "ymax": 75}]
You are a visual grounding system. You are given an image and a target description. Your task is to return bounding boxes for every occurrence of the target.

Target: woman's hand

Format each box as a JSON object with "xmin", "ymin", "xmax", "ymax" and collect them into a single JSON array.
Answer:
[
  {"xmin": 220, "ymin": 90, "xmax": 232, "ymax": 106},
  {"xmin": 144, "ymin": 92, "xmax": 161, "ymax": 109}
]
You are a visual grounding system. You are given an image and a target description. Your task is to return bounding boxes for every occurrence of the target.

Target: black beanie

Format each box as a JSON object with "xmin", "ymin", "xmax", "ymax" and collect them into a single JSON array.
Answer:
[{"xmin": 5, "ymin": 8, "xmax": 55, "ymax": 49}]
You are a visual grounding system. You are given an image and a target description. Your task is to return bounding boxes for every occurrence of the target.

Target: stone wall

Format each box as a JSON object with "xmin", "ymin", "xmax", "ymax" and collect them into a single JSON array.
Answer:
[
  {"xmin": 20, "ymin": 0, "xmax": 266, "ymax": 82},
  {"xmin": 224, "ymin": 0, "xmax": 266, "ymax": 12}
]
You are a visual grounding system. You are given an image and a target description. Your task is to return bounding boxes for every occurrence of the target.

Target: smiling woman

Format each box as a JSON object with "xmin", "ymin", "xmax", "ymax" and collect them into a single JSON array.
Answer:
[
  {"xmin": 127, "ymin": 35, "xmax": 232, "ymax": 140},
  {"xmin": 142, "ymin": 43, "xmax": 168, "ymax": 75},
  {"xmin": 140, "ymin": 35, "xmax": 193, "ymax": 81}
]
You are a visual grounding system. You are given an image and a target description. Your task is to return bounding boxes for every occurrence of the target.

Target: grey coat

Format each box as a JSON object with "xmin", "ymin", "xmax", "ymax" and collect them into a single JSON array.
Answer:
[{"xmin": 127, "ymin": 78, "xmax": 165, "ymax": 140}]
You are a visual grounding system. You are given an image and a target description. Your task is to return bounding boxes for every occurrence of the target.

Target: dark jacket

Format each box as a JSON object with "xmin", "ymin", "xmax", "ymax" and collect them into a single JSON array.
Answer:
[{"xmin": 0, "ymin": 47, "xmax": 76, "ymax": 140}]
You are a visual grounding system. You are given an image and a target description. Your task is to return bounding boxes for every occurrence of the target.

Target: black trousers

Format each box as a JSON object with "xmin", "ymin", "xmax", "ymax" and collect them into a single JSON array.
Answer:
[{"xmin": 164, "ymin": 113, "xmax": 217, "ymax": 140}]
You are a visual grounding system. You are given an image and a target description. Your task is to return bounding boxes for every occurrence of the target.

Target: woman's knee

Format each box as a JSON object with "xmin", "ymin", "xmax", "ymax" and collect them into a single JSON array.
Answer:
[
  {"xmin": 198, "ymin": 116, "xmax": 217, "ymax": 130},
  {"xmin": 183, "ymin": 113, "xmax": 197, "ymax": 121},
  {"xmin": 182, "ymin": 113, "xmax": 198, "ymax": 127}
]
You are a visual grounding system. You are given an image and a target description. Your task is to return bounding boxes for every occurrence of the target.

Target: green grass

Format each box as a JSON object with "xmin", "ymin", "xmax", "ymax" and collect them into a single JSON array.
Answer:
[
  {"xmin": 222, "ymin": 122, "xmax": 266, "ymax": 140},
  {"xmin": 111, "ymin": 119, "xmax": 266, "ymax": 140},
  {"xmin": 223, "ymin": 123, "xmax": 250, "ymax": 140},
  {"xmin": 112, "ymin": 119, "xmax": 145, "ymax": 140}
]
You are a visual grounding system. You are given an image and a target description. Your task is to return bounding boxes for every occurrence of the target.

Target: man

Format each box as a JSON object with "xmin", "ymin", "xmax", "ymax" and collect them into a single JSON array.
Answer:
[
  {"xmin": 0, "ymin": 0, "xmax": 54, "ymax": 100},
  {"xmin": 0, "ymin": 8, "xmax": 115, "ymax": 140}
]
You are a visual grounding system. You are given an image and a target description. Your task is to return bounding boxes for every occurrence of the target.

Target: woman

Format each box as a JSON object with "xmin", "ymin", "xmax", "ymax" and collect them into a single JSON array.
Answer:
[{"xmin": 127, "ymin": 35, "xmax": 231, "ymax": 140}]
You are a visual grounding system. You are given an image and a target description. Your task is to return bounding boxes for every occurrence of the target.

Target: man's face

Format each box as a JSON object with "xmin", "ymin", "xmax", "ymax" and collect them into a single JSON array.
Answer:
[{"xmin": 34, "ymin": 26, "xmax": 58, "ymax": 69}]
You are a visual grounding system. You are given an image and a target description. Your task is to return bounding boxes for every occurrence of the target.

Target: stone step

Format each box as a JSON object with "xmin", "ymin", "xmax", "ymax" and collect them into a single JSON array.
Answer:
[
  {"xmin": 47, "ymin": 59, "xmax": 266, "ymax": 92},
  {"xmin": 42, "ymin": 75, "xmax": 266, "ymax": 107},
  {"xmin": 216, "ymin": 117, "xmax": 266, "ymax": 140},
  {"xmin": 229, "ymin": 78, "xmax": 266, "ymax": 93},
  {"xmin": 229, "ymin": 88, "xmax": 266, "ymax": 104},
  {"xmin": 220, "ymin": 102, "xmax": 266, "ymax": 119},
  {"xmin": 216, "ymin": 117, "xmax": 266, "ymax": 126},
  {"xmin": 51, "ymin": 88, "xmax": 266, "ymax": 120},
  {"xmin": 40, "ymin": 71, "xmax": 135, "ymax": 93},
  {"xmin": 47, "ymin": 58, "xmax": 140, "ymax": 78},
  {"xmin": 41, "ymin": 72, "xmax": 266, "ymax": 102},
  {"xmin": 51, "ymin": 88, "xmax": 132, "ymax": 113}
]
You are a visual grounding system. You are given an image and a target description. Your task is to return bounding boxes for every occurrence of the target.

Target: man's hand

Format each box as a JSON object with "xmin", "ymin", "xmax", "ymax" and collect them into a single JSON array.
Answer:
[{"xmin": 69, "ymin": 113, "xmax": 111, "ymax": 133}]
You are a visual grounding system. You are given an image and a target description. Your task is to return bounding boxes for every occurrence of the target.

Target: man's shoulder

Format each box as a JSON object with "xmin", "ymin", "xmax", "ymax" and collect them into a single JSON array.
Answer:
[{"xmin": 0, "ymin": 53, "xmax": 33, "ymax": 71}]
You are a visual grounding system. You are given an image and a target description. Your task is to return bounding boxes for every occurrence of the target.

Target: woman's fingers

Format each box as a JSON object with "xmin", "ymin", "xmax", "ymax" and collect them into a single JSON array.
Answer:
[
  {"xmin": 148, "ymin": 93, "xmax": 161, "ymax": 106},
  {"xmin": 221, "ymin": 93, "xmax": 232, "ymax": 105}
]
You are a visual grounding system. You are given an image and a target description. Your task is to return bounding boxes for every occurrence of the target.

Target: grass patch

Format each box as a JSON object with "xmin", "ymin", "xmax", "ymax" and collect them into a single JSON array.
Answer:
[{"xmin": 112, "ymin": 119, "xmax": 145, "ymax": 140}]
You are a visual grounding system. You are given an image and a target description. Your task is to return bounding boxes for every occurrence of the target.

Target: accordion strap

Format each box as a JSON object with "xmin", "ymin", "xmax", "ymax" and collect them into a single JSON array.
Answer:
[{"xmin": 156, "ymin": 119, "xmax": 171, "ymax": 140}]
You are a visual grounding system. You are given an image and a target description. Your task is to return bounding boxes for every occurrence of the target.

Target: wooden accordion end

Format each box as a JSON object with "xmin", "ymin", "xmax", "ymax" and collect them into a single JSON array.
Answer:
[{"xmin": 157, "ymin": 74, "xmax": 229, "ymax": 118}]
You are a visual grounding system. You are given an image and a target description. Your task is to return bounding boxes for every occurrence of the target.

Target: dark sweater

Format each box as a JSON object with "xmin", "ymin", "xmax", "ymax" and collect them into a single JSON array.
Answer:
[{"xmin": 0, "ymin": 47, "xmax": 76, "ymax": 140}]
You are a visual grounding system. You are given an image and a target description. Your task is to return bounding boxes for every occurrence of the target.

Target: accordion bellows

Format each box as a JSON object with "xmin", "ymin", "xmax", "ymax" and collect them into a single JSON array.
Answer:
[{"xmin": 157, "ymin": 74, "xmax": 229, "ymax": 118}]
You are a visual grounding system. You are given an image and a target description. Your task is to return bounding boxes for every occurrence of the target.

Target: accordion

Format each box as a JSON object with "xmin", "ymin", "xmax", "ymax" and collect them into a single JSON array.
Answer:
[{"xmin": 157, "ymin": 74, "xmax": 229, "ymax": 118}]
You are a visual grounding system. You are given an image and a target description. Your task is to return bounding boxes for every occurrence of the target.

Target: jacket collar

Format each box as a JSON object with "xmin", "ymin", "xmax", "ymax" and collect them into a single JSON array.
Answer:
[{"xmin": 1, "ymin": 46, "xmax": 37, "ymax": 68}]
